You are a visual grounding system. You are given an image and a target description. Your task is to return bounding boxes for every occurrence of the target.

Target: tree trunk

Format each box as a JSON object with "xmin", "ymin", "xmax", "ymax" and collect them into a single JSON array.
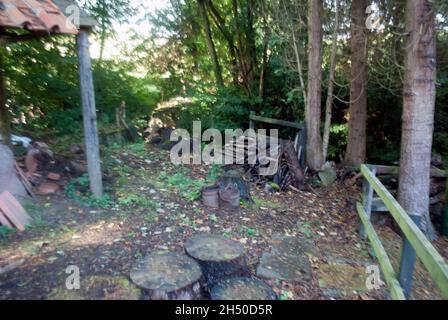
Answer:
[
  {"xmin": 99, "ymin": 26, "xmax": 106, "ymax": 63},
  {"xmin": 205, "ymin": 0, "xmax": 239, "ymax": 85},
  {"xmin": 0, "ymin": 53, "xmax": 11, "ymax": 147},
  {"xmin": 345, "ymin": 0, "xmax": 368, "ymax": 167},
  {"xmin": 245, "ymin": 0, "xmax": 257, "ymax": 86},
  {"xmin": 259, "ymin": 13, "xmax": 270, "ymax": 99},
  {"xmin": 77, "ymin": 29, "xmax": 104, "ymax": 198},
  {"xmin": 322, "ymin": 0, "xmax": 340, "ymax": 160},
  {"xmin": 398, "ymin": 0, "xmax": 437, "ymax": 240},
  {"xmin": 197, "ymin": 0, "xmax": 224, "ymax": 88},
  {"xmin": 305, "ymin": 0, "xmax": 324, "ymax": 171}
]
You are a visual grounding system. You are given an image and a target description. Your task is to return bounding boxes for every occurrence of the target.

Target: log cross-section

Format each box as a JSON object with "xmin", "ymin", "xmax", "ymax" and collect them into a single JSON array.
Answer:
[
  {"xmin": 185, "ymin": 234, "xmax": 247, "ymax": 289},
  {"xmin": 130, "ymin": 252, "xmax": 203, "ymax": 300}
]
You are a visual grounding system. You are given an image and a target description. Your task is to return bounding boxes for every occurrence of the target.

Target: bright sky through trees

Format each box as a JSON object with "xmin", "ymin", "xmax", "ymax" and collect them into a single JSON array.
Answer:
[{"xmin": 89, "ymin": 0, "xmax": 168, "ymax": 59}]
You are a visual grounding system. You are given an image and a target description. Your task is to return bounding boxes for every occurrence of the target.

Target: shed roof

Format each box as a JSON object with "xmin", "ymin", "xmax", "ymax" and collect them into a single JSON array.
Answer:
[{"xmin": 0, "ymin": 0, "xmax": 78, "ymax": 34}]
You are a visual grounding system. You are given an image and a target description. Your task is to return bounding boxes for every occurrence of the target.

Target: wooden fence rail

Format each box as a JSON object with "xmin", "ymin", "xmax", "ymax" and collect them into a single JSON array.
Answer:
[{"xmin": 358, "ymin": 164, "xmax": 448, "ymax": 299}]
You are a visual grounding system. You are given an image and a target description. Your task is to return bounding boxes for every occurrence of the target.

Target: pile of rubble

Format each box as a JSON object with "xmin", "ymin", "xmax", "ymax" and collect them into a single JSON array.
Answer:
[{"xmin": 0, "ymin": 139, "xmax": 91, "ymax": 200}]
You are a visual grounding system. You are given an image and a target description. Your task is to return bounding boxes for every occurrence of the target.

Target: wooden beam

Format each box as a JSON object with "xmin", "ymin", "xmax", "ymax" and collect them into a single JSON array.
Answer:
[
  {"xmin": 371, "ymin": 164, "xmax": 448, "ymax": 178},
  {"xmin": 361, "ymin": 164, "xmax": 448, "ymax": 298},
  {"xmin": 249, "ymin": 113, "xmax": 305, "ymax": 130},
  {"xmin": 357, "ymin": 202, "xmax": 406, "ymax": 300},
  {"xmin": 76, "ymin": 29, "xmax": 103, "ymax": 198}
]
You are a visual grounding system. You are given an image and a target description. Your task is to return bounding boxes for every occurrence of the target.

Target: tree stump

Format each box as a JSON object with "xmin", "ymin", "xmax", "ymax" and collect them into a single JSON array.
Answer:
[
  {"xmin": 130, "ymin": 252, "xmax": 203, "ymax": 300},
  {"xmin": 185, "ymin": 234, "xmax": 248, "ymax": 289},
  {"xmin": 210, "ymin": 277, "xmax": 277, "ymax": 300}
]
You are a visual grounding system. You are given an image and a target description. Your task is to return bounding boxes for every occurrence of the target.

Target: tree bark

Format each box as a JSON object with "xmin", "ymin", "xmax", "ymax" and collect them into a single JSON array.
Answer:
[
  {"xmin": 305, "ymin": 0, "xmax": 324, "ymax": 170},
  {"xmin": 77, "ymin": 29, "xmax": 104, "ymax": 198},
  {"xmin": 259, "ymin": 10, "xmax": 270, "ymax": 99},
  {"xmin": 322, "ymin": 0, "xmax": 340, "ymax": 160},
  {"xmin": 398, "ymin": 0, "xmax": 437, "ymax": 239},
  {"xmin": 197, "ymin": 0, "xmax": 224, "ymax": 88},
  {"xmin": 345, "ymin": 0, "xmax": 368, "ymax": 166}
]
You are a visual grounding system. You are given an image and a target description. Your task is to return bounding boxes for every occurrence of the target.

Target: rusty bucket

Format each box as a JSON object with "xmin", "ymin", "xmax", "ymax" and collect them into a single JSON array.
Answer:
[
  {"xmin": 219, "ymin": 185, "xmax": 240, "ymax": 209},
  {"xmin": 202, "ymin": 185, "xmax": 220, "ymax": 208}
]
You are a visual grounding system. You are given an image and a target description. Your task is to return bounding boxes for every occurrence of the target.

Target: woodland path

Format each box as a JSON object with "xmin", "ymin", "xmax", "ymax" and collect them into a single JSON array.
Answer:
[{"xmin": 0, "ymin": 144, "xmax": 446, "ymax": 300}]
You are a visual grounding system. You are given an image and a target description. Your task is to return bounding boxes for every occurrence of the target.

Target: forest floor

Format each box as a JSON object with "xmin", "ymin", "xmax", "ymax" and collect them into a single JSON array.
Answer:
[{"xmin": 0, "ymin": 142, "xmax": 447, "ymax": 300}]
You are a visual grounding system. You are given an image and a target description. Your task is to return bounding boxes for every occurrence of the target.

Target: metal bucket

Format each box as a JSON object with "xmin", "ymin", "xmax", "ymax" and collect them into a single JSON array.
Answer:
[
  {"xmin": 219, "ymin": 185, "xmax": 240, "ymax": 209},
  {"xmin": 202, "ymin": 185, "xmax": 220, "ymax": 208}
]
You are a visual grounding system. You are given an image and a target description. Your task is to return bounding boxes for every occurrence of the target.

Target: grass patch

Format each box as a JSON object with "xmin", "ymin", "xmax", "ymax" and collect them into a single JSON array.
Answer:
[
  {"xmin": 65, "ymin": 174, "xmax": 113, "ymax": 208},
  {"xmin": 159, "ymin": 170, "xmax": 207, "ymax": 202},
  {"xmin": 116, "ymin": 193, "xmax": 157, "ymax": 209},
  {"xmin": 251, "ymin": 196, "xmax": 286, "ymax": 209},
  {"xmin": 0, "ymin": 226, "xmax": 14, "ymax": 242}
]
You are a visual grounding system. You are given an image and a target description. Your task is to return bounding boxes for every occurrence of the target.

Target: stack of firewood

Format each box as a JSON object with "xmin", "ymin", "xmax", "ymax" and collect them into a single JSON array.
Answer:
[{"xmin": 220, "ymin": 134, "xmax": 306, "ymax": 191}]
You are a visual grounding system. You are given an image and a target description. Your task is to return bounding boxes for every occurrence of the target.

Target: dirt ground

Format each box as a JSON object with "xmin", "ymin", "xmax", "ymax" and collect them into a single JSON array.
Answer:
[{"xmin": 0, "ymin": 143, "xmax": 447, "ymax": 300}]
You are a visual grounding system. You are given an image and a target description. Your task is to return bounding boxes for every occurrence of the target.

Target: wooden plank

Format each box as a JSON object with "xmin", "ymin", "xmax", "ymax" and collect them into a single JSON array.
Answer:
[
  {"xmin": 0, "ymin": 193, "xmax": 26, "ymax": 231},
  {"xmin": 1, "ymin": 192, "xmax": 31, "ymax": 225},
  {"xmin": 249, "ymin": 114, "xmax": 305, "ymax": 130},
  {"xmin": 357, "ymin": 202, "xmax": 406, "ymax": 300},
  {"xmin": 0, "ymin": 209, "xmax": 13, "ymax": 228},
  {"xmin": 361, "ymin": 164, "xmax": 448, "ymax": 298}
]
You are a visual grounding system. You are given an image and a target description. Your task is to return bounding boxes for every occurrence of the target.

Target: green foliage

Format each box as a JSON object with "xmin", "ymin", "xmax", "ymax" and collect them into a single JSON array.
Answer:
[
  {"xmin": 159, "ymin": 170, "xmax": 207, "ymax": 202},
  {"xmin": 0, "ymin": 226, "xmax": 14, "ymax": 240},
  {"xmin": 207, "ymin": 164, "xmax": 224, "ymax": 183},
  {"xmin": 298, "ymin": 222, "xmax": 313, "ymax": 239},
  {"xmin": 2, "ymin": 0, "xmax": 448, "ymax": 167},
  {"xmin": 117, "ymin": 193, "xmax": 156, "ymax": 208},
  {"xmin": 65, "ymin": 174, "xmax": 112, "ymax": 208},
  {"xmin": 327, "ymin": 124, "xmax": 348, "ymax": 160}
]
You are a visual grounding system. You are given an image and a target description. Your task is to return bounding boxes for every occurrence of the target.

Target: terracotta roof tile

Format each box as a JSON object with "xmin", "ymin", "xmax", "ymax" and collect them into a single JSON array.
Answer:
[{"xmin": 0, "ymin": 0, "xmax": 78, "ymax": 34}]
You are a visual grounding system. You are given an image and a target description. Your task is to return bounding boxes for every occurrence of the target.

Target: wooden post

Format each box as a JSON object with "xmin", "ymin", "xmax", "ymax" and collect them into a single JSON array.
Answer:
[
  {"xmin": 360, "ymin": 166, "xmax": 375, "ymax": 239},
  {"xmin": 298, "ymin": 127, "xmax": 306, "ymax": 168},
  {"xmin": 77, "ymin": 29, "xmax": 103, "ymax": 198},
  {"xmin": 249, "ymin": 111, "xmax": 255, "ymax": 130},
  {"xmin": 0, "ymin": 53, "xmax": 11, "ymax": 147},
  {"xmin": 399, "ymin": 214, "xmax": 421, "ymax": 299}
]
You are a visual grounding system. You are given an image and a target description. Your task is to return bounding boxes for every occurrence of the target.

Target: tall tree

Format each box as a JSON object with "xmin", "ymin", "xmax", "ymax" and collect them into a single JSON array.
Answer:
[
  {"xmin": 197, "ymin": 0, "xmax": 224, "ymax": 87},
  {"xmin": 306, "ymin": 0, "xmax": 324, "ymax": 170},
  {"xmin": 322, "ymin": 0, "xmax": 340, "ymax": 160},
  {"xmin": 345, "ymin": 0, "xmax": 368, "ymax": 166},
  {"xmin": 398, "ymin": 0, "xmax": 437, "ymax": 239}
]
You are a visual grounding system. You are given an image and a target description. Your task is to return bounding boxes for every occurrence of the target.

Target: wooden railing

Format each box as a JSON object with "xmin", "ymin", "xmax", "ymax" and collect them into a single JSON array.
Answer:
[{"xmin": 357, "ymin": 164, "xmax": 448, "ymax": 300}]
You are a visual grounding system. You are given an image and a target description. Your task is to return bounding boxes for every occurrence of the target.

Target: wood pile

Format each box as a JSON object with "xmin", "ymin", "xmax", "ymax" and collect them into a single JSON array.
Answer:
[{"xmin": 220, "ymin": 134, "xmax": 306, "ymax": 191}]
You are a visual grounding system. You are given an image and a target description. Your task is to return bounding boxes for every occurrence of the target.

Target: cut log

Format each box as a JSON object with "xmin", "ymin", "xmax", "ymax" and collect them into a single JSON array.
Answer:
[
  {"xmin": 130, "ymin": 252, "xmax": 203, "ymax": 300},
  {"xmin": 185, "ymin": 234, "xmax": 248, "ymax": 289},
  {"xmin": 210, "ymin": 277, "xmax": 277, "ymax": 300}
]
